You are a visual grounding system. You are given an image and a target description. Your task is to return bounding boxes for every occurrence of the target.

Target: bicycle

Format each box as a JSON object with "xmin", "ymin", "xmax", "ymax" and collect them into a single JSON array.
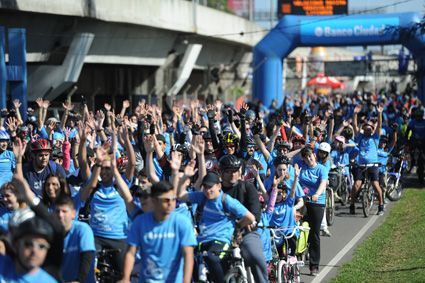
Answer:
[
  {"xmin": 356, "ymin": 163, "xmax": 380, "ymax": 217},
  {"xmin": 269, "ymin": 226, "xmax": 310, "ymax": 283},
  {"xmin": 95, "ymin": 248, "xmax": 122, "ymax": 283},
  {"xmin": 328, "ymin": 164, "xmax": 349, "ymax": 206},
  {"xmin": 325, "ymin": 186, "xmax": 335, "ymax": 226},
  {"xmin": 385, "ymin": 149, "xmax": 408, "ymax": 201}
]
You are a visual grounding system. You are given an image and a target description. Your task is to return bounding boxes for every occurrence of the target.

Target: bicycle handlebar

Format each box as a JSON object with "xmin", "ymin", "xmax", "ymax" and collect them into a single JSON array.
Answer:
[{"xmin": 267, "ymin": 226, "xmax": 310, "ymax": 240}]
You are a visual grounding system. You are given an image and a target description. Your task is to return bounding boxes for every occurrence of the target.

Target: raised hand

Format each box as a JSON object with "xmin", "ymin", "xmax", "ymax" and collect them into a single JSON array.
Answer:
[
  {"xmin": 42, "ymin": 99, "xmax": 50, "ymax": 109},
  {"xmin": 12, "ymin": 138, "xmax": 27, "ymax": 160},
  {"xmin": 143, "ymin": 135, "xmax": 155, "ymax": 153},
  {"xmin": 62, "ymin": 101, "xmax": 75, "ymax": 111},
  {"xmin": 122, "ymin": 100, "xmax": 130, "ymax": 109},
  {"xmin": 35, "ymin": 98, "xmax": 43, "ymax": 108},
  {"xmin": 294, "ymin": 163, "xmax": 301, "ymax": 178},
  {"xmin": 12, "ymin": 99, "xmax": 21, "ymax": 109},
  {"xmin": 170, "ymin": 151, "xmax": 182, "ymax": 172},
  {"xmin": 376, "ymin": 104, "xmax": 384, "ymax": 113},
  {"xmin": 184, "ymin": 160, "xmax": 198, "ymax": 178},
  {"xmin": 104, "ymin": 103, "xmax": 112, "ymax": 112},
  {"xmin": 64, "ymin": 127, "xmax": 72, "ymax": 141},
  {"xmin": 95, "ymin": 146, "xmax": 108, "ymax": 164},
  {"xmin": 239, "ymin": 102, "xmax": 249, "ymax": 116},
  {"xmin": 273, "ymin": 174, "xmax": 285, "ymax": 188},
  {"xmin": 5, "ymin": 117, "xmax": 18, "ymax": 132},
  {"xmin": 206, "ymin": 104, "xmax": 215, "ymax": 119},
  {"xmin": 192, "ymin": 135, "xmax": 205, "ymax": 155}
]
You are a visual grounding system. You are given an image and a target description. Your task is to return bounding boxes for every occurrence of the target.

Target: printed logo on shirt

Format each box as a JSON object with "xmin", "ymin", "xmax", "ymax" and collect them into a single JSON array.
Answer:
[
  {"xmin": 144, "ymin": 232, "xmax": 176, "ymax": 240},
  {"xmin": 144, "ymin": 258, "xmax": 164, "ymax": 280}
]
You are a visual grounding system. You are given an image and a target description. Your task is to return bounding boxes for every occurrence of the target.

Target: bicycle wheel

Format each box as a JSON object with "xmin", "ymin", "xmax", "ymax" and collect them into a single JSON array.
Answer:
[
  {"xmin": 277, "ymin": 260, "xmax": 288, "ymax": 283},
  {"xmin": 224, "ymin": 267, "xmax": 247, "ymax": 283},
  {"xmin": 326, "ymin": 188, "xmax": 335, "ymax": 226},
  {"xmin": 339, "ymin": 178, "xmax": 349, "ymax": 206},
  {"xmin": 386, "ymin": 176, "xmax": 403, "ymax": 201},
  {"xmin": 361, "ymin": 184, "xmax": 373, "ymax": 217}
]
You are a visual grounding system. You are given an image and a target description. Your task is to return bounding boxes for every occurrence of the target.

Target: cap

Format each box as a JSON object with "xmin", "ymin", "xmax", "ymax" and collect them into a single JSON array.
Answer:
[
  {"xmin": 155, "ymin": 134, "xmax": 166, "ymax": 143},
  {"xmin": 202, "ymin": 172, "xmax": 221, "ymax": 187},
  {"xmin": 335, "ymin": 136, "xmax": 346, "ymax": 144},
  {"xmin": 46, "ymin": 117, "xmax": 60, "ymax": 124}
]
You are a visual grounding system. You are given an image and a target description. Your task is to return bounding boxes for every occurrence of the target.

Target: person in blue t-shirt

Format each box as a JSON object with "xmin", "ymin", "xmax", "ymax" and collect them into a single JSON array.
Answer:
[
  {"xmin": 350, "ymin": 104, "xmax": 385, "ymax": 216},
  {"xmin": 122, "ymin": 181, "xmax": 197, "ymax": 283},
  {"xmin": 0, "ymin": 182, "xmax": 26, "ymax": 233},
  {"xmin": 178, "ymin": 172, "xmax": 255, "ymax": 283},
  {"xmin": 266, "ymin": 164, "xmax": 300, "ymax": 258},
  {"xmin": 0, "ymin": 130, "xmax": 15, "ymax": 188},
  {"xmin": 79, "ymin": 145, "xmax": 129, "ymax": 276},
  {"xmin": 377, "ymin": 131, "xmax": 397, "ymax": 199},
  {"xmin": 0, "ymin": 209, "xmax": 57, "ymax": 283},
  {"xmin": 55, "ymin": 195, "xmax": 96, "ymax": 283},
  {"xmin": 23, "ymin": 139, "xmax": 67, "ymax": 197},
  {"xmin": 298, "ymin": 147, "xmax": 328, "ymax": 276}
]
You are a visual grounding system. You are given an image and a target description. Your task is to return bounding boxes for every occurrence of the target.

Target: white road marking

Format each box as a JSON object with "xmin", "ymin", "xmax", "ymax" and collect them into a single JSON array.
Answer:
[{"xmin": 312, "ymin": 215, "xmax": 381, "ymax": 283}]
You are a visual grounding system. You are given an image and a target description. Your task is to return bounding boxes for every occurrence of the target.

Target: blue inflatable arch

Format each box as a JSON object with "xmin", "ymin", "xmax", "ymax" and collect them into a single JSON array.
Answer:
[{"xmin": 253, "ymin": 12, "xmax": 425, "ymax": 107}]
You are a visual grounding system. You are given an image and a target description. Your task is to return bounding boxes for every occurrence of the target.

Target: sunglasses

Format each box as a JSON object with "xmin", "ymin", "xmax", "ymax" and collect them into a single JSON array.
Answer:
[
  {"xmin": 156, "ymin": 196, "xmax": 177, "ymax": 204},
  {"xmin": 22, "ymin": 240, "xmax": 50, "ymax": 251}
]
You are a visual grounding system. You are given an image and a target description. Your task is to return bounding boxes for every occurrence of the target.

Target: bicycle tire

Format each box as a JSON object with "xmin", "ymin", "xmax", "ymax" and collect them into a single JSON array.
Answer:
[
  {"xmin": 224, "ymin": 267, "xmax": 247, "ymax": 283},
  {"xmin": 361, "ymin": 183, "xmax": 373, "ymax": 217},
  {"xmin": 326, "ymin": 188, "xmax": 335, "ymax": 226},
  {"xmin": 339, "ymin": 178, "xmax": 349, "ymax": 206},
  {"xmin": 277, "ymin": 260, "xmax": 288, "ymax": 283},
  {"xmin": 386, "ymin": 176, "xmax": 403, "ymax": 201}
]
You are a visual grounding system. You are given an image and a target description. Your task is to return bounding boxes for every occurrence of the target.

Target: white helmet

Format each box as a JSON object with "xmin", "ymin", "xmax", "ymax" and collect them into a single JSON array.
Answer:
[{"xmin": 318, "ymin": 142, "xmax": 331, "ymax": 153}]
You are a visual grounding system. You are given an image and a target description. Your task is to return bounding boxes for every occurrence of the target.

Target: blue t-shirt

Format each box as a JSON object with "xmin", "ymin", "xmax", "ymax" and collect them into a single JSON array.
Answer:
[
  {"xmin": 188, "ymin": 191, "xmax": 248, "ymax": 244},
  {"xmin": 0, "ymin": 207, "xmax": 12, "ymax": 233},
  {"xmin": 0, "ymin": 150, "xmax": 15, "ymax": 188},
  {"xmin": 127, "ymin": 211, "xmax": 197, "ymax": 283},
  {"xmin": 62, "ymin": 221, "xmax": 96, "ymax": 283},
  {"xmin": 355, "ymin": 133, "xmax": 380, "ymax": 165},
  {"xmin": 377, "ymin": 148, "xmax": 393, "ymax": 174},
  {"xmin": 23, "ymin": 161, "xmax": 67, "ymax": 197},
  {"xmin": 299, "ymin": 163, "xmax": 328, "ymax": 205},
  {"xmin": 331, "ymin": 149, "xmax": 350, "ymax": 175},
  {"xmin": 0, "ymin": 255, "xmax": 57, "ymax": 283},
  {"xmin": 90, "ymin": 184, "xmax": 128, "ymax": 239},
  {"xmin": 258, "ymin": 212, "xmax": 272, "ymax": 262},
  {"xmin": 269, "ymin": 196, "xmax": 297, "ymax": 239}
]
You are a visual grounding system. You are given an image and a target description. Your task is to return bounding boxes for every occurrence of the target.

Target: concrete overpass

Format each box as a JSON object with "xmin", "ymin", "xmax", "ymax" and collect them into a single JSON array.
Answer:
[{"xmin": 0, "ymin": 0, "xmax": 265, "ymax": 107}]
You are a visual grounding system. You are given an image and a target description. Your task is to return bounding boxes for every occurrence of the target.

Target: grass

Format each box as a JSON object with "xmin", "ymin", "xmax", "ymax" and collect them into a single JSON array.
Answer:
[{"xmin": 331, "ymin": 188, "xmax": 425, "ymax": 283}]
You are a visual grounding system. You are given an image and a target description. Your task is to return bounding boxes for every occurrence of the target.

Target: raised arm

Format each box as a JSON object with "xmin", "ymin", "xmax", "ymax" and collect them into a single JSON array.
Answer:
[
  {"xmin": 12, "ymin": 138, "xmax": 26, "ymax": 179},
  {"xmin": 143, "ymin": 135, "xmax": 160, "ymax": 183},
  {"xmin": 120, "ymin": 100, "xmax": 130, "ymax": 118},
  {"xmin": 79, "ymin": 147, "xmax": 105, "ymax": 202},
  {"xmin": 191, "ymin": 135, "xmax": 206, "ymax": 189},
  {"xmin": 376, "ymin": 104, "xmax": 383, "ymax": 136},
  {"xmin": 352, "ymin": 104, "xmax": 362, "ymax": 135},
  {"xmin": 253, "ymin": 133, "xmax": 271, "ymax": 162},
  {"xmin": 61, "ymin": 101, "xmax": 74, "ymax": 129},
  {"xmin": 77, "ymin": 122, "xmax": 92, "ymax": 181},
  {"xmin": 119, "ymin": 126, "xmax": 136, "ymax": 181},
  {"xmin": 12, "ymin": 99, "xmax": 23, "ymax": 125}
]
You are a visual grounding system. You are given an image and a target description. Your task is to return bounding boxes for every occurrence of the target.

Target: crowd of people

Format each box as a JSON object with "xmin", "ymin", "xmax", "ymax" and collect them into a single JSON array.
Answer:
[{"xmin": 0, "ymin": 84, "xmax": 424, "ymax": 282}]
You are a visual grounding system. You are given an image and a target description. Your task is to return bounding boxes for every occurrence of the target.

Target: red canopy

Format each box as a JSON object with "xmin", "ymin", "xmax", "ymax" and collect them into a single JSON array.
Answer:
[{"xmin": 307, "ymin": 73, "xmax": 344, "ymax": 89}]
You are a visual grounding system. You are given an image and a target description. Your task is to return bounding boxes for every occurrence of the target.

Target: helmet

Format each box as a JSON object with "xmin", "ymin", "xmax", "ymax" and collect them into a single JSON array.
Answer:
[
  {"xmin": 202, "ymin": 131, "xmax": 212, "ymax": 141},
  {"xmin": 276, "ymin": 141, "xmax": 291, "ymax": 150},
  {"xmin": 246, "ymin": 110, "xmax": 256, "ymax": 121},
  {"xmin": 318, "ymin": 142, "xmax": 331, "ymax": 153},
  {"xmin": 222, "ymin": 132, "xmax": 239, "ymax": 146},
  {"xmin": 173, "ymin": 143, "xmax": 189, "ymax": 153},
  {"xmin": 117, "ymin": 156, "xmax": 129, "ymax": 172},
  {"xmin": 31, "ymin": 139, "xmax": 52, "ymax": 152},
  {"xmin": 273, "ymin": 155, "xmax": 290, "ymax": 167},
  {"xmin": 380, "ymin": 135, "xmax": 389, "ymax": 143},
  {"xmin": 53, "ymin": 132, "xmax": 65, "ymax": 141},
  {"xmin": 246, "ymin": 137, "xmax": 256, "ymax": 147},
  {"xmin": 335, "ymin": 136, "xmax": 346, "ymax": 144},
  {"xmin": 9, "ymin": 208, "xmax": 54, "ymax": 244},
  {"xmin": 0, "ymin": 130, "xmax": 10, "ymax": 141},
  {"xmin": 219, "ymin": 154, "xmax": 241, "ymax": 171}
]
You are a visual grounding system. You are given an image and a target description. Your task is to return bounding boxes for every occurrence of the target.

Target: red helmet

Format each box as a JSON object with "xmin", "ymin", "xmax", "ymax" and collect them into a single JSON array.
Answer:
[
  {"xmin": 292, "ymin": 135, "xmax": 306, "ymax": 144},
  {"xmin": 31, "ymin": 139, "xmax": 52, "ymax": 152}
]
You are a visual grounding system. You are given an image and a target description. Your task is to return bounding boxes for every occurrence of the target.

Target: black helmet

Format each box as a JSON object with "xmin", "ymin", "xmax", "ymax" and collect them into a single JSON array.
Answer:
[
  {"xmin": 219, "ymin": 154, "xmax": 242, "ymax": 171},
  {"xmin": 379, "ymin": 135, "xmax": 389, "ymax": 143},
  {"xmin": 222, "ymin": 132, "xmax": 239, "ymax": 146},
  {"xmin": 246, "ymin": 137, "xmax": 256, "ymax": 147},
  {"xmin": 273, "ymin": 155, "xmax": 290, "ymax": 167},
  {"xmin": 276, "ymin": 141, "xmax": 291, "ymax": 150},
  {"xmin": 9, "ymin": 208, "xmax": 54, "ymax": 244}
]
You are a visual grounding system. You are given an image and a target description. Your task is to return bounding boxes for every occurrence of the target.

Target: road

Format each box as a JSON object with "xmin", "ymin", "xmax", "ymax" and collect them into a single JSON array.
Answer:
[{"xmin": 299, "ymin": 200, "xmax": 394, "ymax": 283}]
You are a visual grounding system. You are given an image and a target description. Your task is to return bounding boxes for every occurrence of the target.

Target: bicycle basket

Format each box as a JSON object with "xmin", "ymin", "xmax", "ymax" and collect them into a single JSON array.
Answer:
[
  {"xmin": 328, "ymin": 171, "xmax": 340, "ymax": 189},
  {"xmin": 296, "ymin": 222, "xmax": 310, "ymax": 255}
]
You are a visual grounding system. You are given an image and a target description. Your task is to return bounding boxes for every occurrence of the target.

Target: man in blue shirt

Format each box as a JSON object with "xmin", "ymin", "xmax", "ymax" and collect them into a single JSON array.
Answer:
[
  {"xmin": 350, "ymin": 104, "xmax": 385, "ymax": 215},
  {"xmin": 122, "ymin": 181, "xmax": 197, "ymax": 283},
  {"xmin": 23, "ymin": 139, "xmax": 66, "ymax": 197},
  {"xmin": 55, "ymin": 195, "xmax": 96, "ymax": 283},
  {"xmin": 178, "ymin": 172, "xmax": 255, "ymax": 283}
]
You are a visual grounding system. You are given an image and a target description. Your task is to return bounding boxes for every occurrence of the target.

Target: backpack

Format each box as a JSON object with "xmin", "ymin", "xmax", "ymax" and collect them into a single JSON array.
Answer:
[
  {"xmin": 191, "ymin": 193, "xmax": 231, "ymax": 234},
  {"xmin": 78, "ymin": 184, "xmax": 100, "ymax": 223}
]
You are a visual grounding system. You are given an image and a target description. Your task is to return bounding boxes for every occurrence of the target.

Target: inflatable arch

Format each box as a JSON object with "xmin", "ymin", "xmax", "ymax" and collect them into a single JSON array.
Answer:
[{"xmin": 253, "ymin": 12, "xmax": 425, "ymax": 107}]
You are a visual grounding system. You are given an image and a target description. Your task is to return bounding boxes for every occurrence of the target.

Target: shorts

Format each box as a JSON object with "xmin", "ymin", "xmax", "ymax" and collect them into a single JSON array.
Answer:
[{"xmin": 353, "ymin": 165, "xmax": 379, "ymax": 182}]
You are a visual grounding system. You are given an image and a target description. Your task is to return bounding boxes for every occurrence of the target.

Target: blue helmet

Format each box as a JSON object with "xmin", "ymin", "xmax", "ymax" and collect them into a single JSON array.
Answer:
[{"xmin": 0, "ymin": 130, "xmax": 10, "ymax": 141}]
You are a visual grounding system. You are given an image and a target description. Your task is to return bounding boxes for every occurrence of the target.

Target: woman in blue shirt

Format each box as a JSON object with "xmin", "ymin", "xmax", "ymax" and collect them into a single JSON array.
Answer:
[
  {"xmin": 298, "ymin": 147, "xmax": 328, "ymax": 276},
  {"xmin": 0, "ymin": 182, "xmax": 27, "ymax": 233}
]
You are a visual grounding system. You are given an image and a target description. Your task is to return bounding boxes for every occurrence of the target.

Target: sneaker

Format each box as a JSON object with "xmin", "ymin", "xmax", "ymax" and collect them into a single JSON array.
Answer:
[
  {"xmin": 321, "ymin": 228, "xmax": 332, "ymax": 237},
  {"xmin": 310, "ymin": 267, "xmax": 319, "ymax": 276},
  {"xmin": 377, "ymin": 205, "xmax": 384, "ymax": 216},
  {"xmin": 349, "ymin": 204, "xmax": 355, "ymax": 215}
]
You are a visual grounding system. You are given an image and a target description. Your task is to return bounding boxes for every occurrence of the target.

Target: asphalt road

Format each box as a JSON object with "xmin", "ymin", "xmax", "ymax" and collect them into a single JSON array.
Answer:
[{"xmin": 300, "ymin": 175, "xmax": 422, "ymax": 283}]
